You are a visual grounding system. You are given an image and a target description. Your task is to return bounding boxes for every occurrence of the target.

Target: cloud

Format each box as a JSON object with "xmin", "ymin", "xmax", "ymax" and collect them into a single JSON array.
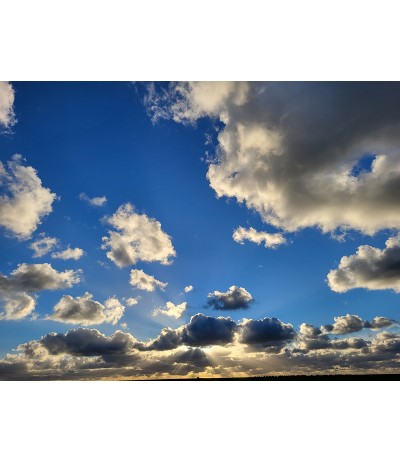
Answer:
[
  {"xmin": 124, "ymin": 297, "xmax": 140, "ymax": 306},
  {"xmin": 144, "ymin": 81, "xmax": 249, "ymax": 124},
  {"xmin": 298, "ymin": 323, "xmax": 323, "ymax": 339},
  {"xmin": 51, "ymin": 246, "xmax": 84, "ymax": 261},
  {"xmin": 21, "ymin": 328, "xmax": 137, "ymax": 357},
  {"xmin": 1, "ymin": 310, "xmax": 399, "ymax": 379},
  {"xmin": 239, "ymin": 317, "xmax": 296, "ymax": 348},
  {"xmin": 298, "ymin": 314, "xmax": 396, "ymax": 351},
  {"xmin": 153, "ymin": 301, "xmax": 187, "ymax": 319},
  {"xmin": 327, "ymin": 235, "xmax": 400, "ymax": 293},
  {"xmin": 233, "ymin": 226, "xmax": 286, "ymax": 248},
  {"xmin": 0, "ymin": 82, "xmax": 16, "ymax": 131},
  {"xmin": 146, "ymin": 82, "xmax": 400, "ymax": 236},
  {"xmin": 0, "ymin": 263, "xmax": 80, "ymax": 292},
  {"xmin": 322, "ymin": 314, "xmax": 396, "ymax": 334},
  {"xmin": 79, "ymin": 192, "xmax": 107, "ymax": 207},
  {"xmin": 101, "ymin": 203, "xmax": 176, "ymax": 267},
  {"xmin": 0, "ymin": 263, "xmax": 81, "ymax": 320},
  {"xmin": 365, "ymin": 317, "xmax": 397, "ymax": 330},
  {"xmin": 48, "ymin": 293, "xmax": 124, "ymax": 326},
  {"xmin": 129, "ymin": 269, "xmax": 167, "ymax": 292},
  {"xmin": 30, "ymin": 234, "xmax": 84, "ymax": 260},
  {"xmin": 30, "ymin": 234, "xmax": 58, "ymax": 258},
  {"xmin": 207, "ymin": 285, "xmax": 254, "ymax": 310},
  {"xmin": 0, "ymin": 292, "xmax": 36, "ymax": 320},
  {"xmin": 323, "ymin": 314, "xmax": 365, "ymax": 334},
  {"xmin": 0, "ymin": 155, "xmax": 57, "ymax": 239},
  {"xmin": 184, "ymin": 285, "xmax": 193, "ymax": 293},
  {"xmin": 298, "ymin": 335, "xmax": 369, "ymax": 352},
  {"xmin": 143, "ymin": 313, "xmax": 238, "ymax": 350},
  {"xmin": 180, "ymin": 313, "xmax": 237, "ymax": 347}
]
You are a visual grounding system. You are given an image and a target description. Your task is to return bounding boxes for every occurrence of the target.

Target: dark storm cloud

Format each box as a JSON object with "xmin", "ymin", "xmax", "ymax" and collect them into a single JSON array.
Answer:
[{"xmin": 207, "ymin": 286, "xmax": 254, "ymax": 310}]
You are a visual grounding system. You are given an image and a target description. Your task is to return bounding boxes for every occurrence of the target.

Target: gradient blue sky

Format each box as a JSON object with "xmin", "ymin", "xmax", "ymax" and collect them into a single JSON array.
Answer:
[{"xmin": 1, "ymin": 81, "xmax": 400, "ymax": 378}]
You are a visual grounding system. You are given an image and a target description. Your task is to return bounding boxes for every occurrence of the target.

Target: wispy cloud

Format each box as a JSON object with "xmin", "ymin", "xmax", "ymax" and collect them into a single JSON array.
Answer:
[{"xmin": 79, "ymin": 192, "xmax": 107, "ymax": 207}]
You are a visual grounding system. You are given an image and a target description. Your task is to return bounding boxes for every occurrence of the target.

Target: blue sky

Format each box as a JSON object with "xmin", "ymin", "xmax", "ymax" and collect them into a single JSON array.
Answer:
[{"xmin": 1, "ymin": 81, "xmax": 400, "ymax": 379}]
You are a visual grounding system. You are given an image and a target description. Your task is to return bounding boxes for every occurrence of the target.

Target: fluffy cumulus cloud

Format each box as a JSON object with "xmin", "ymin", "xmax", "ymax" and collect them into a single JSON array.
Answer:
[
  {"xmin": 22, "ymin": 328, "xmax": 137, "ymax": 358},
  {"xmin": 1, "ymin": 311, "xmax": 400, "ymax": 379},
  {"xmin": 101, "ymin": 203, "xmax": 176, "ymax": 268},
  {"xmin": 48, "ymin": 293, "xmax": 124, "ymax": 326},
  {"xmin": 30, "ymin": 234, "xmax": 58, "ymax": 258},
  {"xmin": 0, "ymin": 155, "xmax": 57, "ymax": 239},
  {"xmin": 328, "ymin": 235, "xmax": 400, "ymax": 293},
  {"xmin": 298, "ymin": 313, "xmax": 397, "ymax": 351},
  {"xmin": 322, "ymin": 314, "xmax": 396, "ymax": 334},
  {"xmin": 207, "ymin": 285, "xmax": 254, "ymax": 310},
  {"xmin": 0, "ymin": 82, "xmax": 16, "ymax": 131},
  {"xmin": 146, "ymin": 82, "xmax": 400, "ymax": 236},
  {"xmin": 51, "ymin": 246, "xmax": 84, "ymax": 261},
  {"xmin": 184, "ymin": 285, "xmax": 193, "ymax": 293},
  {"xmin": 79, "ymin": 192, "xmax": 107, "ymax": 207},
  {"xmin": 153, "ymin": 301, "xmax": 187, "ymax": 319},
  {"xmin": 124, "ymin": 296, "xmax": 140, "ymax": 306},
  {"xmin": 145, "ymin": 313, "xmax": 238, "ymax": 350},
  {"xmin": 233, "ymin": 226, "xmax": 286, "ymax": 248},
  {"xmin": 129, "ymin": 269, "xmax": 167, "ymax": 292},
  {"xmin": 239, "ymin": 317, "xmax": 296, "ymax": 348},
  {"xmin": 0, "ymin": 263, "xmax": 81, "ymax": 320}
]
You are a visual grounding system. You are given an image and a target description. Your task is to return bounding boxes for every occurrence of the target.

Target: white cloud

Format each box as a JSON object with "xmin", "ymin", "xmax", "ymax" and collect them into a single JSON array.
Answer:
[
  {"xmin": 324, "ymin": 314, "xmax": 365, "ymax": 334},
  {"xmin": 144, "ymin": 81, "xmax": 249, "ymax": 124},
  {"xmin": 51, "ymin": 246, "xmax": 84, "ymax": 261},
  {"xmin": 146, "ymin": 82, "xmax": 400, "ymax": 236},
  {"xmin": 30, "ymin": 234, "xmax": 58, "ymax": 257},
  {"xmin": 184, "ymin": 285, "xmax": 193, "ymax": 293},
  {"xmin": 0, "ymin": 292, "xmax": 36, "ymax": 320},
  {"xmin": 30, "ymin": 234, "xmax": 84, "ymax": 261},
  {"xmin": 0, "ymin": 155, "xmax": 57, "ymax": 239},
  {"xmin": 101, "ymin": 203, "xmax": 176, "ymax": 267},
  {"xmin": 79, "ymin": 192, "xmax": 107, "ymax": 207},
  {"xmin": 0, "ymin": 82, "xmax": 16, "ymax": 131},
  {"xmin": 153, "ymin": 301, "xmax": 187, "ymax": 319},
  {"xmin": 124, "ymin": 297, "xmax": 140, "ymax": 306},
  {"xmin": 327, "ymin": 235, "xmax": 400, "ymax": 293},
  {"xmin": 129, "ymin": 269, "xmax": 167, "ymax": 292},
  {"xmin": 48, "ymin": 293, "xmax": 124, "ymax": 326},
  {"xmin": 0, "ymin": 263, "xmax": 81, "ymax": 320},
  {"xmin": 232, "ymin": 226, "xmax": 286, "ymax": 248}
]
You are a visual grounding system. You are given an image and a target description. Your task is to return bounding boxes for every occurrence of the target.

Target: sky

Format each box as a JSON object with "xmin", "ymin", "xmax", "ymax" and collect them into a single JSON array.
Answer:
[{"xmin": 1, "ymin": 81, "xmax": 400, "ymax": 379}]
